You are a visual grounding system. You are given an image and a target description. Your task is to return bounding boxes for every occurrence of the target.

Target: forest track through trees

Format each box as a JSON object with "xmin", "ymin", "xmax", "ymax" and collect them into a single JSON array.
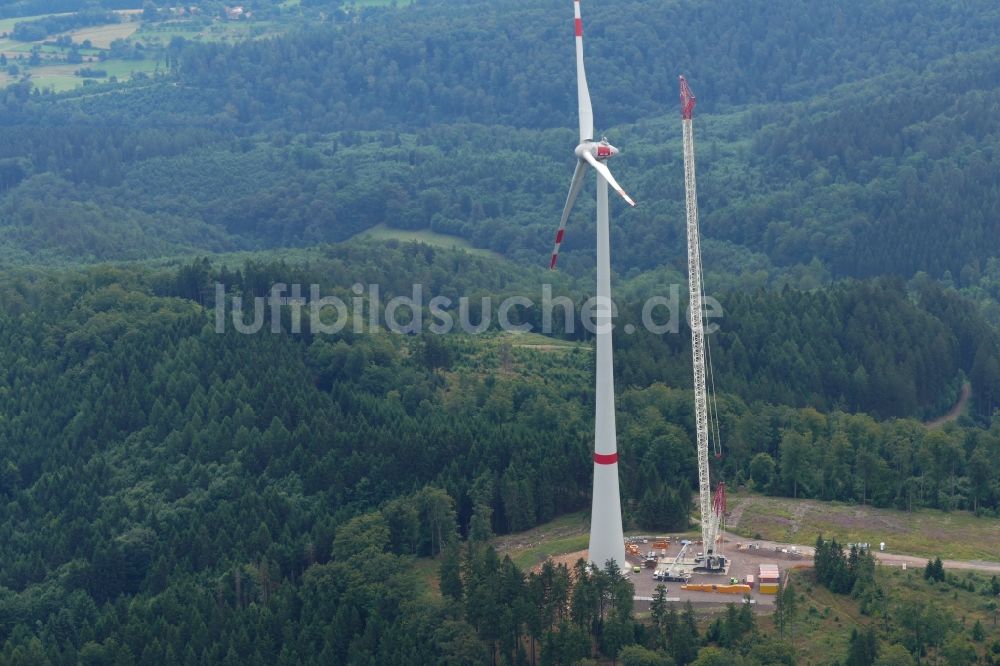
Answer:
[{"xmin": 925, "ymin": 382, "xmax": 972, "ymax": 428}]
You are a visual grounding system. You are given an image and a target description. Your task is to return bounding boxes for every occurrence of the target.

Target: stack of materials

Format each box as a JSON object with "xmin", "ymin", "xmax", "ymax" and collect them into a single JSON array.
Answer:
[
  {"xmin": 681, "ymin": 583, "xmax": 752, "ymax": 594},
  {"xmin": 758, "ymin": 564, "xmax": 780, "ymax": 594}
]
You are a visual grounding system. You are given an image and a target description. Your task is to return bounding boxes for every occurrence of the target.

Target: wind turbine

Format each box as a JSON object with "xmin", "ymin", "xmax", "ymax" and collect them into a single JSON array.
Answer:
[{"xmin": 548, "ymin": 0, "xmax": 636, "ymax": 572}]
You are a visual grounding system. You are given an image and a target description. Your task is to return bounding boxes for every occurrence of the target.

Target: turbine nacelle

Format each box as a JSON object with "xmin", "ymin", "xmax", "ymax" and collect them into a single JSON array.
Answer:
[
  {"xmin": 549, "ymin": 139, "xmax": 635, "ymax": 270},
  {"xmin": 575, "ymin": 138, "xmax": 620, "ymax": 161}
]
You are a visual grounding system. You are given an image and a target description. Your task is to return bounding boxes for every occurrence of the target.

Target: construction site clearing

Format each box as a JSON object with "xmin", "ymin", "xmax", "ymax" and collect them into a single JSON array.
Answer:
[{"xmin": 623, "ymin": 535, "xmax": 808, "ymax": 612}]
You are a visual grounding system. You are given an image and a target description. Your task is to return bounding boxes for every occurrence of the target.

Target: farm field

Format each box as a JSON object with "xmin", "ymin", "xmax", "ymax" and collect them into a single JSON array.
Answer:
[
  {"xmin": 0, "ymin": 10, "xmax": 282, "ymax": 93},
  {"xmin": 22, "ymin": 58, "xmax": 159, "ymax": 92},
  {"xmin": 66, "ymin": 21, "xmax": 139, "ymax": 49},
  {"xmin": 728, "ymin": 492, "xmax": 1000, "ymax": 562},
  {"xmin": 0, "ymin": 0, "xmax": 415, "ymax": 93}
]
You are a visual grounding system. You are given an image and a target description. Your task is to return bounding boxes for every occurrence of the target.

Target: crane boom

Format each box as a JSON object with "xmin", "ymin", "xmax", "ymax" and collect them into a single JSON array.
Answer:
[{"xmin": 680, "ymin": 75, "xmax": 726, "ymax": 572}]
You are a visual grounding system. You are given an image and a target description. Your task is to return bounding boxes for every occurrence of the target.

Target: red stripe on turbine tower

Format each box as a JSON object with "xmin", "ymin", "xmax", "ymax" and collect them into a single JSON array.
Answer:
[
  {"xmin": 593, "ymin": 452, "xmax": 618, "ymax": 465},
  {"xmin": 575, "ymin": 18, "xmax": 582, "ymax": 36}
]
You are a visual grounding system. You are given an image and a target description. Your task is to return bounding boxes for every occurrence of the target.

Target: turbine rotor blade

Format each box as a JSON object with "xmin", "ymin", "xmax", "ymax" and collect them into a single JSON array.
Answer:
[
  {"xmin": 550, "ymin": 159, "xmax": 589, "ymax": 269},
  {"xmin": 582, "ymin": 152, "xmax": 636, "ymax": 208},
  {"xmin": 574, "ymin": 0, "xmax": 594, "ymax": 142}
]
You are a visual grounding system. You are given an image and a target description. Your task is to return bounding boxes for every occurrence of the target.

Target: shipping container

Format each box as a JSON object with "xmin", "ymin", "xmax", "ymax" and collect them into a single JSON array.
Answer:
[{"xmin": 759, "ymin": 583, "xmax": 779, "ymax": 594}]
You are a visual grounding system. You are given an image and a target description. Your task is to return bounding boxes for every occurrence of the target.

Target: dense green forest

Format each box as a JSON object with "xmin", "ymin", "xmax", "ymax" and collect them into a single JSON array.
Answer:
[
  {"xmin": 1, "ymin": 0, "xmax": 999, "ymax": 282},
  {"xmin": 0, "ymin": 247, "xmax": 999, "ymax": 661}
]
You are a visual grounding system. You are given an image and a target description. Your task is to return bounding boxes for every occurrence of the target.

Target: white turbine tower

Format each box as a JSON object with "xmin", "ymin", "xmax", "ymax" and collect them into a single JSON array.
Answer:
[{"xmin": 549, "ymin": 0, "xmax": 636, "ymax": 572}]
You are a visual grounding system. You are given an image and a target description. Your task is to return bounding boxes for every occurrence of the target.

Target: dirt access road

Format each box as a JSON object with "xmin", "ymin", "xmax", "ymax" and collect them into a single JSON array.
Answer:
[
  {"xmin": 925, "ymin": 381, "xmax": 971, "ymax": 428},
  {"xmin": 721, "ymin": 531, "xmax": 1000, "ymax": 575},
  {"xmin": 874, "ymin": 552, "xmax": 1000, "ymax": 574}
]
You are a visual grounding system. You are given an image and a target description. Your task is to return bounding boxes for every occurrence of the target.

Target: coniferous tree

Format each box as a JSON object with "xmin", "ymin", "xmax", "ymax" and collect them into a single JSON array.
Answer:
[{"xmin": 845, "ymin": 626, "xmax": 879, "ymax": 666}]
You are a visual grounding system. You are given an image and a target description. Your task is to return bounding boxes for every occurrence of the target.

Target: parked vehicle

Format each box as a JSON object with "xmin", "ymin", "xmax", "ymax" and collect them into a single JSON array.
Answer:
[{"xmin": 653, "ymin": 569, "xmax": 692, "ymax": 583}]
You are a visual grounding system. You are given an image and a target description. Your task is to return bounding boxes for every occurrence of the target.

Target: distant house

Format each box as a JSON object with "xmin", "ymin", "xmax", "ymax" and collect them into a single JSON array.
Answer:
[{"xmin": 224, "ymin": 6, "xmax": 245, "ymax": 20}]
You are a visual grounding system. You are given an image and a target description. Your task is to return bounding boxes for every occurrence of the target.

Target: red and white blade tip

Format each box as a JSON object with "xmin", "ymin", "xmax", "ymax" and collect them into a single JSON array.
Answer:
[{"xmin": 550, "ymin": 228, "xmax": 566, "ymax": 270}]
